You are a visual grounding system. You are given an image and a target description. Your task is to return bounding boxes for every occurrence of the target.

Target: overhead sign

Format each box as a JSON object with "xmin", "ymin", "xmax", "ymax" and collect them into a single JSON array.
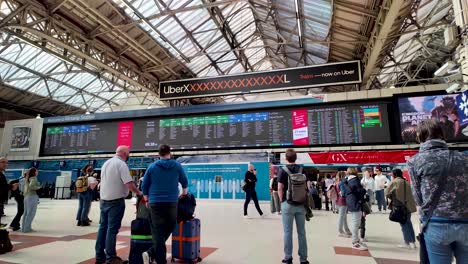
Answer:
[
  {"xmin": 159, "ymin": 61, "xmax": 362, "ymax": 100},
  {"xmin": 280, "ymin": 150, "xmax": 418, "ymax": 164}
]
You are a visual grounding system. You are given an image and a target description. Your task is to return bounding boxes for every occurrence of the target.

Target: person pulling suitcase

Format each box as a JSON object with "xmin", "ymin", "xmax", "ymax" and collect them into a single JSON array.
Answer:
[{"xmin": 141, "ymin": 145, "xmax": 188, "ymax": 264}]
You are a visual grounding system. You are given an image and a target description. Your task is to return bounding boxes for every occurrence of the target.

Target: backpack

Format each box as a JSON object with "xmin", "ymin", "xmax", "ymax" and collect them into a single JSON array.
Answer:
[
  {"xmin": 0, "ymin": 229, "xmax": 13, "ymax": 254},
  {"xmin": 75, "ymin": 176, "xmax": 88, "ymax": 193},
  {"xmin": 283, "ymin": 166, "xmax": 308, "ymax": 205},
  {"xmin": 177, "ymin": 193, "xmax": 196, "ymax": 222},
  {"xmin": 327, "ymin": 184, "xmax": 337, "ymax": 199},
  {"xmin": 272, "ymin": 177, "xmax": 278, "ymax": 191}
]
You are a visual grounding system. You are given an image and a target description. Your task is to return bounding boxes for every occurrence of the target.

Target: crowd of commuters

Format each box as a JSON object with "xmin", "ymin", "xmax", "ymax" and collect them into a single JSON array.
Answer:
[{"xmin": 0, "ymin": 120, "xmax": 466, "ymax": 264}]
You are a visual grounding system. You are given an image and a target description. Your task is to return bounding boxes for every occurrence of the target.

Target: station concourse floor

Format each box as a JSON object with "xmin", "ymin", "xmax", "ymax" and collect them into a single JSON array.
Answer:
[{"xmin": 0, "ymin": 199, "xmax": 420, "ymax": 264}]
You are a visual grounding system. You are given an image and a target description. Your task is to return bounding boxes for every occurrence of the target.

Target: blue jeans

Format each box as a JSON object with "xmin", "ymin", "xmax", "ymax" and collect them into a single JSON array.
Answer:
[
  {"xmin": 95, "ymin": 198, "xmax": 126, "ymax": 262},
  {"xmin": 22, "ymin": 194, "xmax": 38, "ymax": 232},
  {"xmin": 375, "ymin": 190, "xmax": 387, "ymax": 211},
  {"xmin": 281, "ymin": 202, "xmax": 307, "ymax": 262},
  {"xmin": 337, "ymin": 205, "xmax": 350, "ymax": 234},
  {"xmin": 350, "ymin": 211, "xmax": 362, "ymax": 243},
  {"xmin": 425, "ymin": 222, "xmax": 468, "ymax": 264},
  {"xmin": 399, "ymin": 213, "xmax": 415, "ymax": 243},
  {"xmin": 76, "ymin": 190, "xmax": 92, "ymax": 222}
]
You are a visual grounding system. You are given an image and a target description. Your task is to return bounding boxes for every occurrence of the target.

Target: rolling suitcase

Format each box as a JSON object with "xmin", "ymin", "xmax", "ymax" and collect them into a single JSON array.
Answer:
[
  {"xmin": 129, "ymin": 198, "xmax": 152, "ymax": 264},
  {"xmin": 171, "ymin": 219, "xmax": 202, "ymax": 263}
]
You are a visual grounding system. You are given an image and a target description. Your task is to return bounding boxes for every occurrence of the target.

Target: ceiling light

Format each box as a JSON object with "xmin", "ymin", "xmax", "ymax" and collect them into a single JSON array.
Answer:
[
  {"xmin": 446, "ymin": 83, "xmax": 460, "ymax": 93},
  {"xmin": 434, "ymin": 61, "xmax": 456, "ymax": 77},
  {"xmin": 389, "ymin": 85, "xmax": 396, "ymax": 89},
  {"xmin": 36, "ymin": 114, "xmax": 41, "ymax": 119}
]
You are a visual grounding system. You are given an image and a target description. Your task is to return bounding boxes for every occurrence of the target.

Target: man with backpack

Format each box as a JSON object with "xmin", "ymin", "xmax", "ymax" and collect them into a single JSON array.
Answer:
[
  {"xmin": 277, "ymin": 149, "xmax": 309, "ymax": 264},
  {"xmin": 141, "ymin": 144, "xmax": 188, "ymax": 264},
  {"xmin": 76, "ymin": 164, "xmax": 96, "ymax": 226}
]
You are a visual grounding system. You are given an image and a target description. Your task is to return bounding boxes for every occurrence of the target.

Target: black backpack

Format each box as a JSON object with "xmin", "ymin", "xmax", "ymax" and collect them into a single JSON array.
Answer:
[
  {"xmin": 272, "ymin": 177, "xmax": 278, "ymax": 191},
  {"xmin": 177, "ymin": 193, "xmax": 196, "ymax": 223},
  {"xmin": 0, "ymin": 229, "xmax": 13, "ymax": 254}
]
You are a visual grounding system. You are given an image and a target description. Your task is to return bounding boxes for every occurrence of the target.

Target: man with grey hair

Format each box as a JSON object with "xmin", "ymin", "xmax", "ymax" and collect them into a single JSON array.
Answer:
[{"xmin": 95, "ymin": 146, "xmax": 143, "ymax": 264}]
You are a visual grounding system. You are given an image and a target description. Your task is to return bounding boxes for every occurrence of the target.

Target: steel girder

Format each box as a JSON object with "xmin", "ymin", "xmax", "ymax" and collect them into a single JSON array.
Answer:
[
  {"xmin": 361, "ymin": 0, "xmax": 416, "ymax": 89},
  {"xmin": 0, "ymin": 0, "xmax": 174, "ymax": 106}
]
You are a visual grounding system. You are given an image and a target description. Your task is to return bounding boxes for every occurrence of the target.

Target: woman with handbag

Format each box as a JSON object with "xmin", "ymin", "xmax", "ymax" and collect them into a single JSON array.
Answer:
[
  {"xmin": 407, "ymin": 120, "xmax": 468, "ymax": 264},
  {"xmin": 385, "ymin": 168, "xmax": 417, "ymax": 249}
]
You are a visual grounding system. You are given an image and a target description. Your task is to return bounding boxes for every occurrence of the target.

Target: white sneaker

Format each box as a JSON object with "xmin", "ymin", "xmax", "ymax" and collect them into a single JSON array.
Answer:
[
  {"xmin": 142, "ymin": 251, "xmax": 153, "ymax": 264},
  {"xmin": 360, "ymin": 238, "xmax": 368, "ymax": 243},
  {"xmin": 398, "ymin": 243, "xmax": 410, "ymax": 249},
  {"xmin": 277, "ymin": 212, "xmax": 282, "ymax": 215},
  {"xmin": 409, "ymin": 243, "xmax": 417, "ymax": 249},
  {"xmin": 352, "ymin": 242, "xmax": 368, "ymax": 251},
  {"xmin": 243, "ymin": 215, "xmax": 250, "ymax": 219}
]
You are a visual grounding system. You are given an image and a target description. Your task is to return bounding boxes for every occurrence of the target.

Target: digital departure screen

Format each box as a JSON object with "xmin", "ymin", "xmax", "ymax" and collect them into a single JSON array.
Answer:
[
  {"xmin": 398, "ymin": 93, "xmax": 468, "ymax": 142},
  {"xmin": 40, "ymin": 102, "xmax": 392, "ymax": 155}
]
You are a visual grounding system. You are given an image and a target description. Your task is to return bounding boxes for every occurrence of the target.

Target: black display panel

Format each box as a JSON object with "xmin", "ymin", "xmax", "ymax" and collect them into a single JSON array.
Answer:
[
  {"xmin": 397, "ymin": 92, "xmax": 468, "ymax": 142},
  {"xmin": 40, "ymin": 101, "xmax": 392, "ymax": 155}
]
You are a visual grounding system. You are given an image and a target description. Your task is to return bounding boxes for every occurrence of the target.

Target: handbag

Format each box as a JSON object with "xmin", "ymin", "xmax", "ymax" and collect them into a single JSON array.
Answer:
[
  {"xmin": 241, "ymin": 180, "xmax": 248, "ymax": 192},
  {"xmin": 389, "ymin": 181, "xmax": 408, "ymax": 224},
  {"xmin": 417, "ymin": 151, "xmax": 453, "ymax": 264},
  {"xmin": 361, "ymin": 201, "xmax": 372, "ymax": 215}
]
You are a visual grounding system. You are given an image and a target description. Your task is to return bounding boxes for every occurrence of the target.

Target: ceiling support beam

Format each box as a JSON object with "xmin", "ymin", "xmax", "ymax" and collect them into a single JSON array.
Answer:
[{"xmin": 361, "ymin": 0, "xmax": 406, "ymax": 89}]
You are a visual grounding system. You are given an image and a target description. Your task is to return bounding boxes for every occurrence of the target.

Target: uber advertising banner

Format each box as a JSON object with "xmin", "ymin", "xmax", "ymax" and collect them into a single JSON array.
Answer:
[{"xmin": 159, "ymin": 61, "xmax": 362, "ymax": 100}]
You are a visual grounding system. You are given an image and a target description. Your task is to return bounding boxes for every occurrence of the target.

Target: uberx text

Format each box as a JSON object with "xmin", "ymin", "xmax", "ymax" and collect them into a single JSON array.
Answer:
[{"xmin": 164, "ymin": 84, "xmax": 191, "ymax": 94}]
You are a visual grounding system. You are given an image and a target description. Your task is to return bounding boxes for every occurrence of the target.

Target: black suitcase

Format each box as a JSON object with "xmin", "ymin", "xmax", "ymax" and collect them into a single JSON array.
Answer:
[{"xmin": 129, "ymin": 198, "xmax": 152, "ymax": 264}]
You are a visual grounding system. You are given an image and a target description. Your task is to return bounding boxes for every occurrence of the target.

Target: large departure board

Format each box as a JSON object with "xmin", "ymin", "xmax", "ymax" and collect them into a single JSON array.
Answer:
[{"xmin": 40, "ymin": 101, "xmax": 392, "ymax": 155}]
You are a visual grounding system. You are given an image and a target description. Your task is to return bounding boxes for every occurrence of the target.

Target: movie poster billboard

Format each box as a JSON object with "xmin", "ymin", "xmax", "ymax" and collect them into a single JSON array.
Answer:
[
  {"xmin": 398, "ymin": 93, "xmax": 468, "ymax": 142},
  {"xmin": 10, "ymin": 126, "xmax": 31, "ymax": 151}
]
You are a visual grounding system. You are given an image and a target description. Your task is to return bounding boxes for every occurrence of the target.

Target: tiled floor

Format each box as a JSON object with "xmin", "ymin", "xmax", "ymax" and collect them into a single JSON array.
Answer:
[{"xmin": 0, "ymin": 199, "xmax": 420, "ymax": 264}]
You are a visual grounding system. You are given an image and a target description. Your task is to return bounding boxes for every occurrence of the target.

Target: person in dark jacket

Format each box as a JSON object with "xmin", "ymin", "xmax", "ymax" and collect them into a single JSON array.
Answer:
[
  {"xmin": 344, "ymin": 167, "xmax": 368, "ymax": 251},
  {"xmin": 0, "ymin": 157, "xmax": 19, "ymax": 228},
  {"xmin": 243, "ymin": 164, "xmax": 263, "ymax": 218},
  {"xmin": 141, "ymin": 145, "xmax": 188, "ymax": 264},
  {"xmin": 407, "ymin": 120, "xmax": 468, "ymax": 263},
  {"xmin": 9, "ymin": 172, "xmax": 26, "ymax": 231}
]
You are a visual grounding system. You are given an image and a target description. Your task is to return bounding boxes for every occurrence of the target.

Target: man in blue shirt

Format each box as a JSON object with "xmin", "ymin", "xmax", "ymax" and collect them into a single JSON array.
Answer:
[{"xmin": 141, "ymin": 145, "xmax": 188, "ymax": 264}]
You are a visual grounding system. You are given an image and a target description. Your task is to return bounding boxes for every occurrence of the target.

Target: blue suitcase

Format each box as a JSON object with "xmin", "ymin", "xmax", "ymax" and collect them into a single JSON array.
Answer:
[{"xmin": 171, "ymin": 219, "xmax": 202, "ymax": 263}]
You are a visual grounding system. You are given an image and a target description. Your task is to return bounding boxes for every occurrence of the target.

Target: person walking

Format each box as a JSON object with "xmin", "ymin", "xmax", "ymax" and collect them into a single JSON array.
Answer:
[
  {"xmin": 95, "ymin": 146, "xmax": 143, "ymax": 264},
  {"xmin": 407, "ymin": 120, "xmax": 468, "ymax": 263},
  {"xmin": 243, "ymin": 164, "xmax": 263, "ymax": 218},
  {"xmin": 374, "ymin": 166, "xmax": 388, "ymax": 213},
  {"xmin": 344, "ymin": 167, "xmax": 368, "ymax": 251},
  {"xmin": 76, "ymin": 164, "xmax": 95, "ymax": 226},
  {"xmin": 385, "ymin": 168, "xmax": 417, "ymax": 249},
  {"xmin": 336, "ymin": 171, "xmax": 351, "ymax": 238},
  {"xmin": 277, "ymin": 149, "xmax": 309, "ymax": 264},
  {"xmin": 141, "ymin": 145, "xmax": 188, "ymax": 264},
  {"xmin": 22, "ymin": 167, "xmax": 41, "ymax": 233},
  {"xmin": 9, "ymin": 172, "xmax": 25, "ymax": 231}
]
